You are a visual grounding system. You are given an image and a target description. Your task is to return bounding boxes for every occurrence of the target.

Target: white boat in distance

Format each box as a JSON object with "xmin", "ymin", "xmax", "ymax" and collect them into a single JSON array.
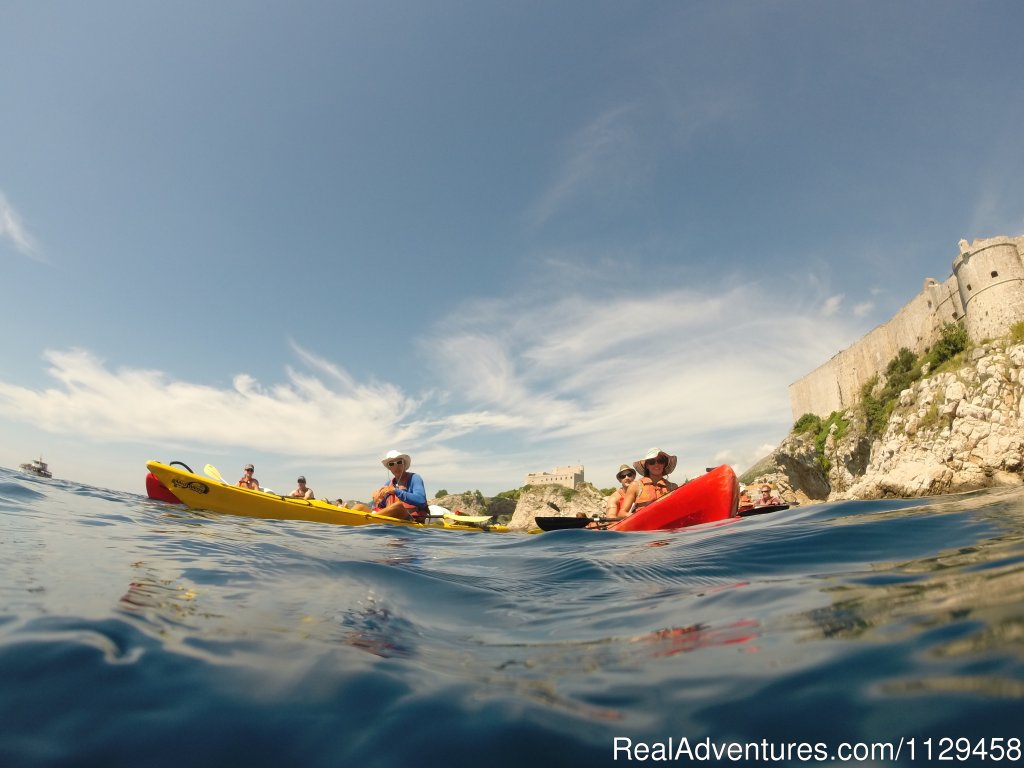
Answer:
[{"xmin": 19, "ymin": 457, "xmax": 52, "ymax": 479}]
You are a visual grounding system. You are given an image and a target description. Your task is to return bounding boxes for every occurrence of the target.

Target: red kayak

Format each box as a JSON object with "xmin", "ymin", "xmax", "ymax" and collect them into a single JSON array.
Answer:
[
  {"xmin": 534, "ymin": 465, "xmax": 743, "ymax": 532},
  {"xmin": 145, "ymin": 462, "xmax": 187, "ymax": 504},
  {"xmin": 606, "ymin": 464, "xmax": 740, "ymax": 531}
]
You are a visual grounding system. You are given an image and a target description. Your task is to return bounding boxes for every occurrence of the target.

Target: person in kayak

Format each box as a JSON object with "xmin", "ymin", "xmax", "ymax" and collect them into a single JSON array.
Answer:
[
  {"xmin": 611, "ymin": 448, "xmax": 680, "ymax": 518},
  {"xmin": 290, "ymin": 476, "xmax": 315, "ymax": 500},
  {"xmin": 353, "ymin": 450, "xmax": 429, "ymax": 521},
  {"xmin": 754, "ymin": 484, "xmax": 782, "ymax": 506},
  {"xmin": 237, "ymin": 464, "xmax": 260, "ymax": 490},
  {"xmin": 738, "ymin": 485, "xmax": 755, "ymax": 510},
  {"xmin": 605, "ymin": 464, "xmax": 636, "ymax": 517}
]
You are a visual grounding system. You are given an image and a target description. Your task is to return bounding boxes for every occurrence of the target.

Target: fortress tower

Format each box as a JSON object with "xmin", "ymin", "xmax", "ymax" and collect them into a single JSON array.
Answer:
[
  {"xmin": 952, "ymin": 236, "xmax": 1024, "ymax": 343},
  {"xmin": 789, "ymin": 234, "xmax": 1024, "ymax": 419}
]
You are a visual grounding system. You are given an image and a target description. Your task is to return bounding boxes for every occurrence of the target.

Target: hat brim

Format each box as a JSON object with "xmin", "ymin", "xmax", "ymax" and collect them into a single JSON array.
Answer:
[{"xmin": 633, "ymin": 452, "xmax": 677, "ymax": 476}]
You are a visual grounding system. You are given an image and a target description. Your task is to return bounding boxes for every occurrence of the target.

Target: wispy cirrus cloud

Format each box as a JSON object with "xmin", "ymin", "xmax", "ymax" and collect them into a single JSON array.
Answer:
[
  {"xmin": 0, "ymin": 191, "xmax": 43, "ymax": 261},
  {"xmin": 421, "ymin": 283, "xmax": 862, "ymax": 475},
  {"xmin": 525, "ymin": 104, "xmax": 647, "ymax": 228}
]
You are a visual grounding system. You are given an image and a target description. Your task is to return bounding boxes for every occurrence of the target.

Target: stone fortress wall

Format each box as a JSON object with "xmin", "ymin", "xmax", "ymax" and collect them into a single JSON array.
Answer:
[
  {"xmin": 523, "ymin": 465, "xmax": 585, "ymax": 490},
  {"xmin": 789, "ymin": 235, "xmax": 1024, "ymax": 419}
]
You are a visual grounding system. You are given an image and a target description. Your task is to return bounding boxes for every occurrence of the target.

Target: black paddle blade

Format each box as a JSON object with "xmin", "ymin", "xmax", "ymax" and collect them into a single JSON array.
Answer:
[{"xmin": 535, "ymin": 516, "xmax": 591, "ymax": 531}]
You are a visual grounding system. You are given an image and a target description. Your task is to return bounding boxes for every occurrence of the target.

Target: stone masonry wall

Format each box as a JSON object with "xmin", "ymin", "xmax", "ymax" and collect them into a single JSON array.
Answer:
[{"xmin": 790, "ymin": 235, "xmax": 1024, "ymax": 420}]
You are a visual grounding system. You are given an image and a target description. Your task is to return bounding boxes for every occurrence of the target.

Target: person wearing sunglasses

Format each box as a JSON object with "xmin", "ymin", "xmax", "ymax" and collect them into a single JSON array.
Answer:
[
  {"xmin": 754, "ymin": 484, "xmax": 782, "ymax": 507},
  {"xmin": 605, "ymin": 464, "xmax": 637, "ymax": 518},
  {"xmin": 289, "ymin": 476, "xmax": 315, "ymax": 500},
  {"xmin": 614, "ymin": 448, "xmax": 680, "ymax": 518},
  {"xmin": 357, "ymin": 449, "xmax": 428, "ymax": 522},
  {"xmin": 237, "ymin": 463, "xmax": 260, "ymax": 490}
]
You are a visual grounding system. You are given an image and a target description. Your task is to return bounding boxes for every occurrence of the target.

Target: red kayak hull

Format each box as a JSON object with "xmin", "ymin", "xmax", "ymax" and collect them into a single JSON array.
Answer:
[
  {"xmin": 607, "ymin": 464, "xmax": 739, "ymax": 531},
  {"xmin": 146, "ymin": 471, "xmax": 184, "ymax": 504}
]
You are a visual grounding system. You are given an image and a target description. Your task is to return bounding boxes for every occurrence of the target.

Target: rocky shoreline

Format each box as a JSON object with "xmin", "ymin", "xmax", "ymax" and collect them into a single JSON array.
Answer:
[{"xmin": 758, "ymin": 338, "xmax": 1024, "ymax": 503}]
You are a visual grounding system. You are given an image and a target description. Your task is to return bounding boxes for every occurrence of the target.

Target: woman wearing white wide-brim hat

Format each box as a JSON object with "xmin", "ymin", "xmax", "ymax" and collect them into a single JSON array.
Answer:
[
  {"xmin": 611, "ymin": 448, "xmax": 680, "ymax": 519},
  {"xmin": 353, "ymin": 450, "xmax": 428, "ymax": 522}
]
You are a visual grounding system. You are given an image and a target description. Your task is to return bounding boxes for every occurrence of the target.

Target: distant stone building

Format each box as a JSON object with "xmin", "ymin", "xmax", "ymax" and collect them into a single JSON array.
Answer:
[
  {"xmin": 524, "ymin": 465, "xmax": 584, "ymax": 489},
  {"xmin": 789, "ymin": 234, "xmax": 1024, "ymax": 419}
]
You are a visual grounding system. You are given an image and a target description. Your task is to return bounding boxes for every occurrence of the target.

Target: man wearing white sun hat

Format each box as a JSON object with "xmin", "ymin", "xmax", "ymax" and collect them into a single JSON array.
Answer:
[{"xmin": 353, "ymin": 450, "xmax": 429, "ymax": 522}]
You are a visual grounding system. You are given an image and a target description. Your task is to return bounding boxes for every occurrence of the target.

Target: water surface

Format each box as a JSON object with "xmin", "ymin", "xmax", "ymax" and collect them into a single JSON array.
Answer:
[{"xmin": 2, "ymin": 467, "xmax": 1023, "ymax": 766}]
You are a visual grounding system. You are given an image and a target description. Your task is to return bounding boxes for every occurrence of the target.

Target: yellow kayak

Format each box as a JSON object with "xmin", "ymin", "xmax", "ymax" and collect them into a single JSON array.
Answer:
[{"xmin": 145, "ymin": 460, "xmax": 509, "ymax": 532}]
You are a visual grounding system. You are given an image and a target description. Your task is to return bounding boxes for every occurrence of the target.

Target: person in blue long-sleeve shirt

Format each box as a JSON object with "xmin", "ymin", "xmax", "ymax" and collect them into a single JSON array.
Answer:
[{"xmin": 367, "ymin": 450, "xmax": 428, "ymax": 522}]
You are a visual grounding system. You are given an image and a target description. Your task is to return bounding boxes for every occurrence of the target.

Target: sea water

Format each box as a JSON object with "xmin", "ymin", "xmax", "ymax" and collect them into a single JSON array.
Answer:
[{"xmin": 2, "ymin": 466, "xmax": 1023, "ymax": 767}]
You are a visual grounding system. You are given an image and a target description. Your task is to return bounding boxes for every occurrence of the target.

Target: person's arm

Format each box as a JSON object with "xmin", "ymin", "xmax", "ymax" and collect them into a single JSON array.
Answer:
[
  {"xmin": 616, "ymin": 480, "xmax": 641, "ymax": 517},
  {"xmin": 393, "ymin": 473, "xmax": 427, "ymax": 507},
  {"xmin": 605, "ymin": 491, "xmax": 621, "ymax": 517},
  {"xmin": 371, "ymin": 485, "xmax": 391, "ymax": 509},
  {"xmin": 305, "ymin": 489, "xmax": 315, "ymax": 500}
]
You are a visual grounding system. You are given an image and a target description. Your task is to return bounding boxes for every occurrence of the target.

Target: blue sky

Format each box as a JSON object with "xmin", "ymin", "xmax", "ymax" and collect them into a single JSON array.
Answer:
[{"xmin": 2, "ymin": 1, "xmax": 1022, "ymax": 499}]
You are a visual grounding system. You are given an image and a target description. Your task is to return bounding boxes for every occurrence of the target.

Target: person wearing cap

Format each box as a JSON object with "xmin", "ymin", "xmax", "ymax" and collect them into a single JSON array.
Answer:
[
  {"xmin": 614, "ymin": 448, "xmax": 680, "ymax": 518},
  {"xmin": 290, "ymin": 476, "xmax": 315, "ymax": 500},
  {"xmin": 237, "ymin": 464, "xmax": 260, "ymax": 490},
  {"xmin": 353, "ymin": 450, "xmax": 429, "ymax": 521},
  {"xmin": 605, "ymin": 464, "xmax": 637, "ymax": 518}
]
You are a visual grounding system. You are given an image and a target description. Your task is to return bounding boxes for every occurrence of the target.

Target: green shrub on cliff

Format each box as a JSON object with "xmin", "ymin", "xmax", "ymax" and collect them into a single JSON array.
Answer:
[
  {"xmin": 885, "ymin": 347, "xmax": 921, "ymax": 394},
  {"xmin": 1011, "ymin": 321, "xmax": 1024, "ymax": 345},
  {"xmin": 792, "ymin": 413, "xmax": 821, "ymax": 434},
  {"xmin": 857, "ymin": 348, "xmax": 923, "ymax": 437},
  {"xmin": 815, "ymin": 412, "xmax": 850, "ymax": 472},
  {"xmin": 791, "ymin": 411, "xmax": 849, "ymax": 472},
  {"xmin": 861, "ymin": 374, "xmax": 891, "ymax": 437},
  {"xmin": 858, "ymin": 325, "xmax": 967, "ymax": 436},
  {"xmin": 923, "ymin": 322, "xmax": 968, "ymax": 373}
]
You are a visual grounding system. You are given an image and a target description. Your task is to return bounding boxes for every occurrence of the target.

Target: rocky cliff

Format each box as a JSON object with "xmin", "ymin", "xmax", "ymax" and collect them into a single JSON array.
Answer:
[
  {"xmin": 507, "ymin": 484, "xmax": 607, "ymax": 531},
  {"xmin": 428, "ymin": 490, "xmax": 517, "ymax": 519},
  {"xmin": 759, "ymin": 339, "xmax": 1024, "ymax": 501}
]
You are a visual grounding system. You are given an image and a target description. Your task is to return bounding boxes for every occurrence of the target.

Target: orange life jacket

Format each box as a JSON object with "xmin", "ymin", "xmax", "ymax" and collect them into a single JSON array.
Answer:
[
  {"xmin": 635, "ymin": 476, "xmax": 674, "ymax": 508},
  {"xmin": 378, "ymin": 472, "xmax": 428, "ymax": 521}
]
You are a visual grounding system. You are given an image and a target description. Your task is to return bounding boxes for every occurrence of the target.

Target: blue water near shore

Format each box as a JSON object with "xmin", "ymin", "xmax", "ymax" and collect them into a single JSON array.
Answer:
[{"xmin": 2, "ymin": 466, "xmax": 1024, "ymax": 767}]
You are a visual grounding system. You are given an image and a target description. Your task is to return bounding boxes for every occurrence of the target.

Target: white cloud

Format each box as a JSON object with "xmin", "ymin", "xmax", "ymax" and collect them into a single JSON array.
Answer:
[
  {"xmin": 853, "ymin": 301, "xmax": 874, "ymax": 318},
  {"xmin": 821, "ymin": 294, "xmax": 843, "ymax": 317},
  {"xmin": 0, "ymin": 191, "xmax": 42, "ymax": 261},
  {"xmin": 0, "ymin": 283, "xmax": 863, "ymax": 493},
  {"xmin": 0, "ymin": 347, "xmax": 414, "ymax": 458},
  {"xmin": 420, "ymin": 284, "xmax": 858, "ymax": 479}
]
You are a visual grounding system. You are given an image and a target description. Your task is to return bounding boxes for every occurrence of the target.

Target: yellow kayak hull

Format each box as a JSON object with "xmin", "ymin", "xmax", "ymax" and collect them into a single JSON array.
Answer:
[{"xmin": 145, "ymin": 461, "xmax": 508, "ymax": 532}]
